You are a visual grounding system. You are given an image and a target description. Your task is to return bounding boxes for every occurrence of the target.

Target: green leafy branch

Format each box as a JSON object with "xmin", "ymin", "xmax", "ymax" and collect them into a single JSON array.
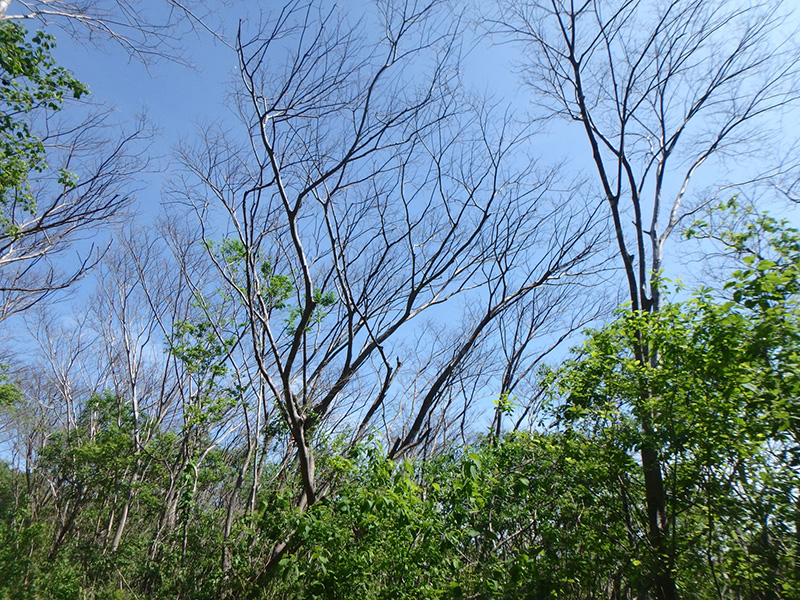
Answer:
[{"xmin": 0, "ymin": 21, "xmax": 87, "ymax": 225}]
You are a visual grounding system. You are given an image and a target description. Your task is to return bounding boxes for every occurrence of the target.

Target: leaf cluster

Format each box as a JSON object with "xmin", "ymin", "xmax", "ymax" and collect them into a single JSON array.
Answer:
[{"xmin": 0, "ymin": 21, "xmax": 87, "ymax": 219}]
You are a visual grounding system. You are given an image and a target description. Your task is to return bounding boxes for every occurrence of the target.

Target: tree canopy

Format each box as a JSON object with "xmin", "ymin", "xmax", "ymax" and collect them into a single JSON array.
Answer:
[{"xmin": 0, "ymin": 1, "xmax": 799, "ymax": 599}]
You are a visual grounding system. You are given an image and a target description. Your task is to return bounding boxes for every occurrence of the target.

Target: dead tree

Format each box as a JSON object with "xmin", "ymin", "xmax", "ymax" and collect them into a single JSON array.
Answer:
[
  {"xmin": 173, "ymin": 0, "xmax": 603, "ymax": 529},
  {"xmin": 0, "ymin": 0, "xmax": 211, "ymax": 62},
  {"xmin": 0, "ymin": 110, "xmax": 149, "ymax": 321}
]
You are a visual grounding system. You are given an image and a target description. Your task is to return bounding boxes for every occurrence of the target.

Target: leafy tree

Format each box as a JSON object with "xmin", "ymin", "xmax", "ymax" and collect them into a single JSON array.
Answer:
[
  {"xmin": 488, "ymin": 2, "xmax": 800, "ymax": 595},
  {"xmin": 0, "ymin": 20, "xmax": 86, "ymax": 231},
  {"xmin": 548, "ymin": 205, "xmax": 800, "ymax": 598}
]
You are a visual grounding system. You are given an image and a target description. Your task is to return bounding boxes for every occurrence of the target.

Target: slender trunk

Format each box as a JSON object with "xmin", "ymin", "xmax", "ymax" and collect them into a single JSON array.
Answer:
[
  {"xmin": 148, "ymin": 469, "xmax": 181, "ymax": 560},
  {"xmin": 294, "ymin": 420, "xmax": 316, "ymax": 508},
  {"xmin": 640, "ymin": 240, "xmax": 674, "ymax": 600},
  {"xmin": 221, "ymin": 440, "xmax": 254, "ymax": 577},
  {"xmin": 109, "ymin": 468, "xmax": 140, "ymax": 553},
  {"xmin": 49, "ymin": 491, "xmax": 81, "ymax": 559},
  {"xmin": 104, "ymin": 507, "xmax": 116, "ymax": 545},
  {"xmin": 109, "ymin": 497, "xmax": 131, "ymax": 553}
]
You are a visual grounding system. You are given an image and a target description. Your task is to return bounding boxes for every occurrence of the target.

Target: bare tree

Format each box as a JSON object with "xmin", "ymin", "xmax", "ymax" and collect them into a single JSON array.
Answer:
[
  {"xmin": 171, "ymin": 3, "xmax": 603, "ymax": 563},
  {"xmin": 0, "ymin": 224, "xmax": 193, "ymax": 558},
  {"xmin": 0, "ymin": 0, "xmax": 215, "ymax": 62},
  {"xmin": 489, "ymin": 0, "xmax": 799, "ymax": 313},
  {"xmin": 0, "ymin": 3, "xmax": 155, "ymax": 320},
  {"xmin": 0, "ymin": 110, "xmax": 150, "ymax": 320},
  {"xmin": 0, "ymin": 0, "xmax": 220, "ymax": 322},
  {"xmin": 487, "ymin": 1, "xmax": 800, "ymax": 598}
]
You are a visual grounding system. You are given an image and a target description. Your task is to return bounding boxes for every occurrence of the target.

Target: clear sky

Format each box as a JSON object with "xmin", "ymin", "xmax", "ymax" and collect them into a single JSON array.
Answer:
[
  {"xmin": 5, "ymin": 0, "xmax": 798, "ymax": 280},
  {"xmin": 37, "ymin": 0, "xmax": 794, "ymax": 243}
]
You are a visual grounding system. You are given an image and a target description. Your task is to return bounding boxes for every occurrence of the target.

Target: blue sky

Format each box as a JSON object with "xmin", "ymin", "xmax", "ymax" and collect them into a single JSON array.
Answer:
[
  {"xmin": 13, "ymin": 0, "xmax": 800, "ymax": 339},
  {"xmin": 7, "ymin": 0, "xmax": 799, "ymax": 275}
]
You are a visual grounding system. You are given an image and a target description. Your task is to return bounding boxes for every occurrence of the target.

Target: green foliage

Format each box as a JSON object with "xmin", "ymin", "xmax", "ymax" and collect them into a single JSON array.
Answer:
[
  {"xmin": 170, "ymin": 302, "xmax": 242, "ymax": 429},
  {"xmin": 0, "ymin": 518, "xmax": 83, "ymax": 600},
  {"xmin": 269, "ymin": 446, "xmax": 452, "ymax": 600},
  {"xmin": 3, "ymin": 419, "xmax": 796, "ymax": 599},
  {"xmin": 545, "ymin": 205, "xmax": 800, "ymax": 598},
  {"xmin": 494, "ymin": 390, "xmax": 518, "ymax": 418},
  {"xmin": 0, "ymin": 461, "xmax": 20, "ymax": 525},
  {"xmin": 202, "ymin": 237, "xmax": 338, "ymax": 337},
  {"xmin": 171, "ymin": 317, "xmax": 236, "ymax": 377},
  {"xmin": 4, "ymin": 204, "xmax": 800, "ymax": 599},
  {"xmin": 259, "ymin": 259, "xmax": 294, "ymax": 310},
  {"xmin": 242, "ymin": 435, "xmax": 641, "ymax": 600},
  {"xmin": 38, "ymin": 392, "xmax": 137, "ymax": 505},
  {"xmin": 284, "ymin": 287, "xmax": 337, "ymax": 333},
  {"xmin": 204, "ymin": 237, "xmax": 296, "ymax": 308},
  {"xmin": 424, "ymin": 432, "xmax": 640, "ymax": 600},
  {"xmin": 0, "ymin": 366, "xmax": 22, "ymax": 408},
  {"xmin": 0, "ymin": 383, "xmax": 22, "ymax": 407},
  {"xmin": 0, "ymin": 21, "xmax": 87, "ymax": 224},
  {"xmin": 551, "ymin": 296, "xmax": 769, "ymax": 464}
]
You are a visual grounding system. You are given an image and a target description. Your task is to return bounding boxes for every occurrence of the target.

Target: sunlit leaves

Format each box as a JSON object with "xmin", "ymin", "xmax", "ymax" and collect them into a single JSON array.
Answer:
[{"xmin": 0, "ymin": 21, "xmax": 87, "ymax": 223}]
